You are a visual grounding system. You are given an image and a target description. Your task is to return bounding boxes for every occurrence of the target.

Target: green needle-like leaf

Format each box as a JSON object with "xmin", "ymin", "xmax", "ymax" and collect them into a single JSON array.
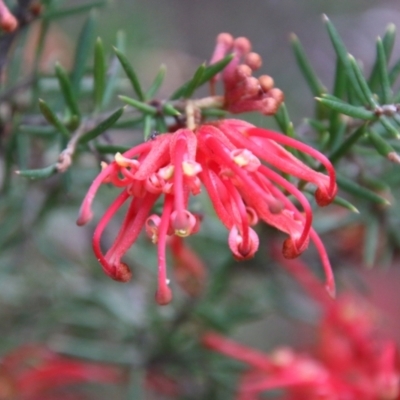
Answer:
[
  {"xmin": 71, "ymin": 10, "xmax": 97, "ymax": 94},
  {"xmin": 336, "ymin": 174, "xmax": 390, "ymax": 206},
  {"xmin": 200, "ymin": 53, "xmax": 233, "ymax": 84},
  {"xmin": 327, "ymin": 59, "xmax": 347, "ymax": 146},
  {"xmin": 16, "ymin": 164, "xmax": 57, "ymax": 180},
  {"xmin": 155, "ymin": 116, "xmax": 167, "ymax": 133},
  {"xmin": 332, "ymin": 195, "xmax": 359, "ymax": 213},
  {"xmin": 329, "ymin": 124, "xmax": 367, "ymax": 164},
  {"xmin": 316, "ymin": 96, "xmax": 376, "ymax": 120},
  {"xmin": 376, "ymin": 37, "xmax": 392, "ymax": 103},
  {"xmin": 369, "ymin": 23, "xmax": 396, "ymax": 89},
  {"xmin": 332, "ymin": 59, "xmax": 347, "ymax": 99},
  {"xmin": 94, "ymin": 37, "xmax": 106, "ymax": 110},
  {"xmin": 103, "ymin": 30, "xmax": 125, "ymax": 108},
  {"xmin": 114, "ymin": 47, "xmax": 145, "ymax": 101},
  {"xmin": 183, "ymin": 63, "xmax": 206, "ymax": 98},
  {"xmin": 274, "ymin": 103, "xmax": 292, "ymax": 135},
  {"xmin": 95, "ymin": 144, "xmax": 130, "ymax": 154},
  {"xmin": 368, "ymin": 130, "xmax": 400, "ymax": 162},
  {"xmin": 79, "ymin": 107, "xmax": 125, "ymax": 144},
  {"xmin": 348, "ymin": 55, "xmax": 376, "ymax": 107},
  {"xmin": 143, "ymin": 114, "xmax": 153, "ymax": 140},
  {"xmin": 55, "ymin": 62, "xmax": 80, "ymax": 120},
  {"xmin": 380, "ymin": 116, "xmax": 400, "ymax": 139},
  {"xmin": 146, "ymin": 65, "xmax": 166, "ymax": 100},
  {"xmin": 162, "ymin": 103, "xmax": 181, "ymax": 116},
  {"xmin": 170, "ymin": 54, "xmax": 233, "ymax": 100},
  {"xmin": 322, "ymin": 14, "xmax": 365, "ymax": 104},
  {"xmin": 38, "ymin": 99, "xmax": 70, "ymax": 138},
  {"xmin": 119, "ymin": 96, "xmax": 157, "ymax": 115},
  {"xmin": 290, "ymin": 33, "xmax": 325, "ymax": 96}
]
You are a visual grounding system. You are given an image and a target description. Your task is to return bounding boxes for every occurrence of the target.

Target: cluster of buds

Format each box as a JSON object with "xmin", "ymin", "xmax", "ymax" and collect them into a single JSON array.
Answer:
[
  {"xmin": 77, "ymin": 33, "xmax": 337, "ymax": 305},
  {"xmin": 210, "ymin": 33, "xmax": 284, "ymax": 115},
  {"xmin": 203, "ymin": 257, "xmax": 400, "ymax": 400},
  {"xmin": 0, "ymin": 344, "xmax": 124, "ymax": 400},
  {"xmin": 0, "ymin": 0, "xmax": 17, "ymax": 32}
]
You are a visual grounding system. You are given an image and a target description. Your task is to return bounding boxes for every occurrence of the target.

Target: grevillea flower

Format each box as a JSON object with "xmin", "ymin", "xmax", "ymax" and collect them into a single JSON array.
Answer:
[
  {"xmin": 77, "ymin": 118, "xmax": 336, "ymax": 304},
  {"xmin": 203, "ymin": 257, "xmax": 400, "ymax": 400},
  {"xmin": 0, "ymin": 344, "xmax": 124, "ymax": 400},
  {"xmin": 77, "ymin": 32, "xmax": 337, "ymax": 304}
]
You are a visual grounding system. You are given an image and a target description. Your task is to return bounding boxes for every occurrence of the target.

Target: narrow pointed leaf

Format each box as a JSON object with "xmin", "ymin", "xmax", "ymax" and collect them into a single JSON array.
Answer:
[
  {"xmin": 336, "ymin": 174, "xmax": 390, "ymax": 206},
  {"xmin": 71, "ymin": 10, "xmax": 97, "ymax": 94},
  {"xmin": 348, "ymin": 55, "xmax": 376, "ymax": 107},
  {"xmin": 79, "ymin": 107, "xmax": 125, "ymax": 144},
  {"xmin": 55, "ymin": 62, "xmax": 80, "ymax": 119},
  {"xmin": 332, "ymin": 195, "xmax": 359, "ymax": 213},
  {"xmin": 380, "ymin": 116, "xmax": 400, "ymax": 139},
  {"xmin": 201, "ymin": 54, "xmax": 234, "ymax": 82},
  {"xmin": 96, "ymin": 144, "xmax": 130, "ymax": 154},
  {"xmin": 170, "ymin": 53, "xmax": 233, "ymax": 100},
  {"xmin": 369, "ymin": 23, "xmax": 396, "ymax": 88},
  {"xmin": 162, "ymin": 102, "xmax": 181, "ymax": 116},
  {"xmin": 332, "ymin": 59, "xmax": 347, "ymax": 99},
  {"xmin": 322, "ymin": 15, "xmax": 365, "ymax": 103},
  {"xmin": 119, "ymin": 96, "xmax": 157, "ymax": 115},
  {"xmin": 274, "ymin": 103, "xmax": 291, "ymax": 134},
  {"xmin": 94, "ymin": 37, "xmax": 106, "ymax": 110},
  {"xmin": 155, "ymin": 116, "xmax": 167, "ymax": 133},
  {"xmin": 329, "ymin": 124, "xmax": 367, "ymax": 163},
  {"xmin": 316, "ymin": 97, "xmax": 376, "ymax": 120},
  {"xmin": 376, "ymin": 37, "xmax": 392, "ymax": 103},
  {"xmin": 16, "ymin": 164, "xmax": 57, "ymax": 180},
  {"xmin": 103, "ymin": 30, "xmax": 125, "ymax": 108},
  {"xmin": 368, "ymin": 130, "xmax": 400, "ymax": 162},
  {"xmin": 183, "ymin": 63, "xmax": 206, "ymax": 98},
  {"xmin": 327, "ymin": 59, "xmax": 347, "ymax": 146},
  {"xmin": 38, "ymin": 99, "xmax": 70, "ymax": 138},
  {"xmin": 143, "ymin": 114, "xmax": 153, "ymax": 140},
  {"xmin": 146, "ymin": 65, "xmax": 166, "ymax": 100},
  {"xmin": 290, "ymin": 33, "xmax": 325, "ymax": 96},
  {"xmin": 114, "ymin": 47, "xmax": 145, "ymax": 101}
]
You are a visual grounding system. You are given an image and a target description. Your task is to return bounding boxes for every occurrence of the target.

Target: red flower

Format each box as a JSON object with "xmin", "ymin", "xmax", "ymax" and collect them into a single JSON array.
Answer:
[
  {"xmin": 202, "ymin": 257, "xmax": 400, "ymax": 399},
  {"xmin": 77, "ymin": 117, "xmax": 337, "ymax": 304},
  {"xmin": 0, "ymin": 345, "xmax": 124, "ymax": 400}
]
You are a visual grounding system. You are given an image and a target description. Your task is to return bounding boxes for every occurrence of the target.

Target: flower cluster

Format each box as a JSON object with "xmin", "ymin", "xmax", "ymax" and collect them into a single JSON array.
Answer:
[
  {"xmin": 210, "ymin": 33, "xmax": 284, "ymax": 115},
  {"xmin": 0, "ymin": 345, "xmax": 124, "ymax": 400},
  {"xmin": 77, "ymin": 33, "xmax": 337, "ymax": 305},
  {"xmin": 77, "ymin": 118, "xmax": 336, "ymax": 304},
  {"xmin": 203, "ymin": 257, "xmax": 400, "ymax": 400}
]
